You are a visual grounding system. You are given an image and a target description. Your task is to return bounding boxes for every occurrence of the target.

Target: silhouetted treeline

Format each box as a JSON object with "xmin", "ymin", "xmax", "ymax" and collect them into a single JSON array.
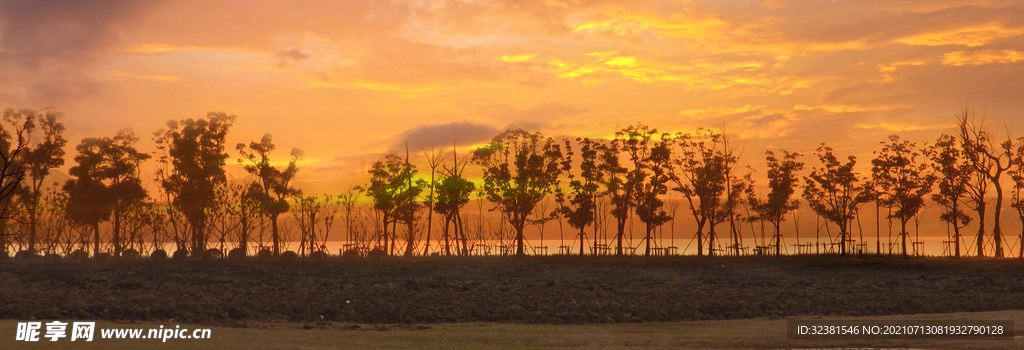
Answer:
[{"xmin": 1, "ymin": 106, "xmax": 1023, "ymax": 260}]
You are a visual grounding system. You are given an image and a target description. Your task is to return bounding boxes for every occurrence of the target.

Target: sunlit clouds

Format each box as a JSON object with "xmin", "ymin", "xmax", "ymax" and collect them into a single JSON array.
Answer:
[{"xmin": 0, "ymin": 0, "xmax": 1022, "ymax": 196}]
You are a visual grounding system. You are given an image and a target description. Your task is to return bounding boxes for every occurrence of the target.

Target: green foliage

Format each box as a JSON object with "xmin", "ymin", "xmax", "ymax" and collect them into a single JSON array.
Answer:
[{"xmin": 472, "ymin": 129, "xmax": 562, "ymax": 256}]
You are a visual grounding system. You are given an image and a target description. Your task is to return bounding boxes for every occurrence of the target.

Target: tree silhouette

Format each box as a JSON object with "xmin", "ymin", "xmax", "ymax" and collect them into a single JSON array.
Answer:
[
  {"xmin": 0, "ymin": 109, "xmax": 34, "ymax": 258},
  {"xmin": 217, "ymin": 181, "xmax": 262, "ymax": 257},
  {"xmin": 64, "ymin": 129, "xmax": 149, "ymax": 257},
  {"xmin": 472, "ymin": 129, "xmax": 563, "ymax": 256},
  {"xmin": 1008, "ymin": 137, "xmax": 1024, "ymax": 258},
  {"xmin": 1010, "ymin": 137, "xmax": 1024, "ymax": 258},
  {"xmin": 616, "ymin": 125, "xmax": 672, "ymax": 256},
  {"xmin": 237, "ymin": 133, "xmax": 302, "ymax": 256},
  {"xmin": 747, "ymin": 150, "xmax": 804, "ymax": 256},
  {"xmin": 598, "ymin": 138, "xmax": 631, "ymax": 255},
  {"xmin": 154, "ymin": 112, "xmax": 236, "ymax": 256},
  {"xmin": 420, "ymin": 146, "xmax": 446, "ymax": 256},
  {"xmin": 803, "ymin": 144, "xmax": 871, "ymax": 256},
  {"xmin": 16, "ymin": 109, "xmax": 66, "ymax": 254},
  {"xmin": 433, "ymin": 145, "xmax": 474, "ymax": 256},
  {"xmin": 871, "ymin": 135, "xmax": 936, "ymax": 257},
  {"xmin": 930, "ymin": 134, "xmax": 973, "ymax": 257},
  {"xmin": 366, "ymin": 154, "xmax": 419, "ymax": 255},
  {"xmin": 668, "ymin": 128, "xmax": 739, "ymax": 256},
  {"xmin": 956, "ymin": 107, "xmax": 1014, "ymax": 257},
  {"xmin": 557, "ymin": 137, "xmax": 604, "ymax": 256},
  {"xmin": 955, "ymin": 108, "xmax": 992, "ymax": 256}
]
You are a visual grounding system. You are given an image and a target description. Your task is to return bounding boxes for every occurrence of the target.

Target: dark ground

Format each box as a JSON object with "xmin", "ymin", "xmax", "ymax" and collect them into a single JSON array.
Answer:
[{"xmin": 1, "ymin": 255, "xmax": 1024, "ymax": 326}]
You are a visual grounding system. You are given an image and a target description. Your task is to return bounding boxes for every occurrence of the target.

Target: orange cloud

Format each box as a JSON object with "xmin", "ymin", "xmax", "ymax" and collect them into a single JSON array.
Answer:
[{"xmin": 942, "ymin": 49, "xmax": 1024, "ymax": 66}]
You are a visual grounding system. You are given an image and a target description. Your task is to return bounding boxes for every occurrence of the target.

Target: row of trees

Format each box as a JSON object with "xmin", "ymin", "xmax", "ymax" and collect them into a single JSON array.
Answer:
[
  {"xmin": 361, "ymin": 109, "xmax": 1024, "ymax": 258},
  {"xmin": 1, "ymin": 106, "xmax": 1022, "ymax": 259},
  {"xmin": 0, "ymin": 109, "xmax": 314, "ymax": 258}
]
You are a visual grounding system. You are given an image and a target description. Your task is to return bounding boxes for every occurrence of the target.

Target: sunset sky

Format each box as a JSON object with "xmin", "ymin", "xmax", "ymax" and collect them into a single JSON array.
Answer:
[{"xmin": 2, "ymin": 0, "xmax": 1023, "ymax": 205}]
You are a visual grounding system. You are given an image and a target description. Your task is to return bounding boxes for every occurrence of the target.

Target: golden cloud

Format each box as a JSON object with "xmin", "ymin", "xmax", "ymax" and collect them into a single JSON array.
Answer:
[
  {"xmin": 941, "ymin": 49, "xmax": 1024, "ymax": 66},
  {"xmin": 500, "ymin": 54, "xmax": 537, "ymax": 63},
  {"xmin": 895, "ymin": 25, "xmax": 1024, "ymax": 47}
]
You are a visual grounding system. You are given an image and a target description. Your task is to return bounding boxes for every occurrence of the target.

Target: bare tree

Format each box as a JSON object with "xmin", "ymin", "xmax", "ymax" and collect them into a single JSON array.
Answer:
[
  {"xmin": 0, "ymin": 109, "xmax": 34, "ymax": 258},
  {"xmin": 420, "ymin": 146, "xmax": 446, "ymax": 256},
  {"xmin": 1010, "ymin": 136, "xmax": 1024, "ymax": 258},
  {"xmin": 957, "ymin": 107, "xmax": 1014, "ymax": 257}
]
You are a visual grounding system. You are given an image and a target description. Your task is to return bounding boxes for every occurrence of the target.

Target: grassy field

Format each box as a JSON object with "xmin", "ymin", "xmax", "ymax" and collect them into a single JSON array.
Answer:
[{"xmin": 2, "ymin": 310, "xmax": 1022, "ymax": 349}]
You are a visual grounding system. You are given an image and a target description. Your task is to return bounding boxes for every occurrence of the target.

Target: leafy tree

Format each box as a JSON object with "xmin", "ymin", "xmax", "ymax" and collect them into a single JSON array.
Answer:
[
  {"xmin": 0, "ymin": 109, "xmax": 34, "ymax": 257},
  {"xmin": 433, "ymin": 145, "xmax": 474, "ymax": 256},
  {"xmin": 64, "ymin": 129, "xmax": 150, "ymax": 257},
  {"xmin": 871, "ymin": 135, "xmax": 936, "ymax": 257},
  {"xmin": 154, "ymin": 112, "xmax": 236, "ymax": 255},
  {"xmin": 237, "ymin": 133, "xmax": 302, "ymax": 256},
  {"xmin": 617, "ymin": 126, "xmax": 672, "ymax": 256},
  {"xmin": 930, "ymin": 134, "xmax": 973, "ymax": 257},
  {"xmin": 16, "ymin": 109, "xmax": 66, "ymax": 254},
  {"xmin": 668, "ymin": 128, "xmax": 740, "ymax": 256},
  {"xmin": 598, "ymin": 138, "xmax": 631, "ymax": 255},
  {"xmin": 802, "ymin": 144, "xmax": 871, "ymax": 256},
  {"xmin": 747, "ymin": 150, "xmax": 804, "ymax": 256},
  {"xmin": 366, "ymin": 154, "xmax": 419, "ymax": 255},
  {"xmin": 472, "ymin": 129, "xmax": 563, "ymax": 256},
  {"xmin": 557, "ymin": 137, "xmax": 604, "ymax": 256}
]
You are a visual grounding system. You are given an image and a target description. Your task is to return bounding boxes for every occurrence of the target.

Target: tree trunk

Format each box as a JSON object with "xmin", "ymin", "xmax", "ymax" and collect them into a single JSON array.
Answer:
[
  {"xmin": 93, "ymin": 222, "xmax": 101, "ymax": 256},
  {"xmin": 901, "ymin": 219, "xmax": 909, "ymax": 257},
  {"xmin": 0, "ymin": 222, "xmax": 6, "ymax": 258},
  {"xmin": 644, "ymin": 223, "xmax": 651, "ymax": 256},
  {"xmin": 113, "ymin": 209, "xmax": 122, "ymax": 257},
  {"xmin": 28, "ymin": 207, "xmax": 36, "ymax": 253},
  {"xmin": 458, "ymin": 212, "xmax": 468, "ymax": 256},
  {"xmin": 271, "ymin": 214, "xmax": 281, "ymax": 256},
  {"xmin": 515, "ymin": 222, "xmax": 525, "ymax": 256},
  {"xmin": 405, "ymin": 217, "xmax": 415, "ymax": 257},
  {"xmin": 442, "ymin": 216, "xmax": 451, "ymax": 256},
  {"xmin": 977, "ymin": 200, "xmax": 986, "ymax": 257},
  {"xmin": 953, "ymin": 219, "xmax": 961, "ymax": 258},
  {"xmin": 774, "ymin": 222, "xmax": 781, "ymax": 256},
  {"xmin": 993, "ymin": 181, "xmax": 1004, "ymax": 258},
  {"xmin": 708, "ymin": 224, "xmax": 717, "ymax": 256},
  {"xmin": 616, "ymin": 218, "xmax": 626, "ymax": 255},
  {"xmin": 580, "ymin": 226, "xmax": 586, "ymax": 256}
]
